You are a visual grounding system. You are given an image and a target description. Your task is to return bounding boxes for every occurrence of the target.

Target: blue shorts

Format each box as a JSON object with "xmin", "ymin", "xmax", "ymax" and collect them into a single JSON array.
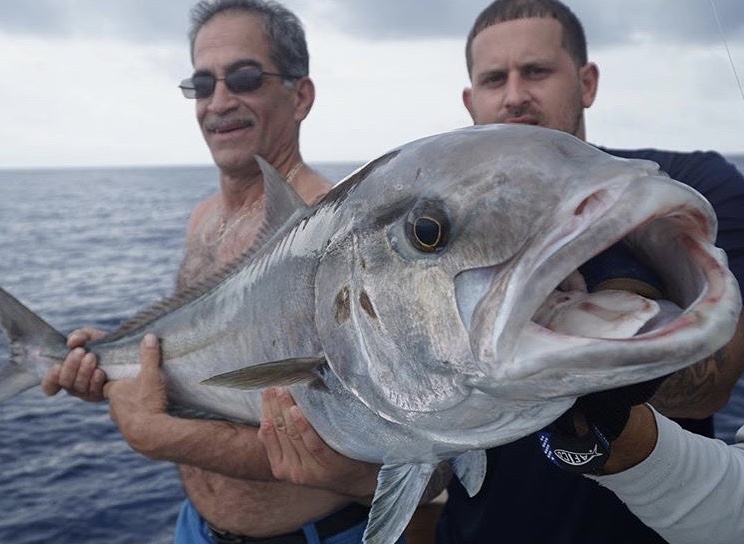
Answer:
[{"xmin": 174, "ymin": 498, "xmax": 405, "ymax": 544}]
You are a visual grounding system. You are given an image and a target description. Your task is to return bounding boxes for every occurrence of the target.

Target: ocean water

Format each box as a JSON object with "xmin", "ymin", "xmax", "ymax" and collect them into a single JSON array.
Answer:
[
  {"xmin": 0, "ymin": 162, "xmax": 360, "ymax": 544},
  {"xmin": 0, "ymin": 155, "xmax": 743, "ymax": 544}
]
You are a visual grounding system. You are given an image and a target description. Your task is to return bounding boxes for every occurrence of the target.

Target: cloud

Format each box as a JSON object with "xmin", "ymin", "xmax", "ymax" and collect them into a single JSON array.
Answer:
[
  {"xmin": 577, "ymin": 1, "xmax": 744, "ymax": 48},
  {"xmin": 0, "ymin": 0, "xmax": 741, "ymax": 168},
  {"xmin": 295, "ymin": 0, "xmax": 744, "ymax": 48},
  {"xmin": 291, "ymin": 0, "xmax": 478, "ymax": 40},
  {"xmin": 0, "ymin": 0, "xmax": 191, "ymax": 43},
  {"xmin": 2, "ymin": 1, "xmax": 743, "ymax": 49}
]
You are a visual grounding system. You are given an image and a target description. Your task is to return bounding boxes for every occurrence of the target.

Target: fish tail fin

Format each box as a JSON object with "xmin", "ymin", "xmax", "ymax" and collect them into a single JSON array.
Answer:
[{"xmin": 0, "ymin": 286, "xmax": 67, "ymax": 402}]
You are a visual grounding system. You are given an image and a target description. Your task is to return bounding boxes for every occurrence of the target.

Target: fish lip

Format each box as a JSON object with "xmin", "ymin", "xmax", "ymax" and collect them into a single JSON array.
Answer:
[{"xmin": 461, "ymin": 187, "xmax": 731, "ymax": 379}]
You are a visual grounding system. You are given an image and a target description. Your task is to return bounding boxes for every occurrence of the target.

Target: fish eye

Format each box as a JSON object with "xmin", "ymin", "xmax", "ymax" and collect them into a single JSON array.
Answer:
[{"xmin": 406, "ymin": 209, "xmax": 449, "ymax": 253}]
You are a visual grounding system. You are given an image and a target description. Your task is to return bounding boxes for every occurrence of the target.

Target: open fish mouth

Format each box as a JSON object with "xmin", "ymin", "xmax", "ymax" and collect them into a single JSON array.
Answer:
[
  {"xmin": 533, "ymin": 218, "xmax": 719, "ymax": 339},
  {"xmin": 455, "ymin": 182, "xmax": 740, "ymax": 390}
]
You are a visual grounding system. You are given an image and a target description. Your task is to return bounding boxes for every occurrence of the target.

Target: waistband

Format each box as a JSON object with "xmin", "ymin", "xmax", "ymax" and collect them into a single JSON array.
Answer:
[{"xmin": 209, "ymin": 502, "xmax": 371, "ymax": 544}]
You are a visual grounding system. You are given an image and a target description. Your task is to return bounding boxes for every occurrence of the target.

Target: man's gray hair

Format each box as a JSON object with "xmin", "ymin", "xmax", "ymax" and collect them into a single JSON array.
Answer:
[{"xmin": 188, "ymin": 0, "xmax": 309, "ymax": 78}]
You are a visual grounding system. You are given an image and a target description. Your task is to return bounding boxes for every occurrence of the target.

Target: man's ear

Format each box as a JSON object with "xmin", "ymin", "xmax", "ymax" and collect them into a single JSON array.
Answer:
[
  {"xmin": 462, "ymin": 87, "xmax": 477, "ymax": 123},
  {"xmin": 580, "ymin": 62, "xmax": 599, "ymax": 109},
  {"xmin": 294, "ymin": 77, "xmax": 315, "ymax": 122}
]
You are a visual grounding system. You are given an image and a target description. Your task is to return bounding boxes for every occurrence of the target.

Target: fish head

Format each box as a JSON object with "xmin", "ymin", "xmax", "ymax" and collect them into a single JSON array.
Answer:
[{"xmin": 315, "ymin": 124, "xmax": 741, "ymax": 440}]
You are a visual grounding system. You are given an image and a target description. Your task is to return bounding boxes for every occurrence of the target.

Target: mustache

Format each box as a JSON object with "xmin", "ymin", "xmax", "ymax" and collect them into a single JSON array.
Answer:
[
  {"xmin": 501, "ymin": 105, "xmax": 541, "ymax": 122},
  {"xmin": 203, "ymin": 116, "xmax": 255, "ymax": 134}
]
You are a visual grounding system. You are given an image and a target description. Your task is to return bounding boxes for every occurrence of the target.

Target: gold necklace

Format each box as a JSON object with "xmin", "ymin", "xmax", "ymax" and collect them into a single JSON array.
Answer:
[
  {"xmin": 285, "ymin": 160, "xmax": 304, "ymax": 186},
  {"xmin": 213, "ymin": 199, "xmax": 264, "ymax": 242},
  {"xmin": 206, "ymin": 160, "xmax": 304, "ymax": 246}
]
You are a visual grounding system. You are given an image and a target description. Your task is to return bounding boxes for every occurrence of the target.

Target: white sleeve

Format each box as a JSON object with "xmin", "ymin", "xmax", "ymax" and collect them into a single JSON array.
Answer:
[{"xmin": 589, "ymin": 407, "xmax": 744, "ymax": 544}]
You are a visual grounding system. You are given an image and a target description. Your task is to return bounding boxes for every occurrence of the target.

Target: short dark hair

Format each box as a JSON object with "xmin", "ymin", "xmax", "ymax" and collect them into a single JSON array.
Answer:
[
  {"xmin": 188, "ymin": 0, "xmax": 309, "ymax": 78},
  {"xmin": 466, "ymin": 0, "xmax": 588, "ymax": 76}
]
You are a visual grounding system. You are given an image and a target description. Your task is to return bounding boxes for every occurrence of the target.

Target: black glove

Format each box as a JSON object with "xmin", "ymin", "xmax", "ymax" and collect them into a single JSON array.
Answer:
[
  {"xmin": 540, "ymin": 241, "xmax": 668, "ymax": 473},
  {"xmin": 537, "ymin": 377, "xmax": 665, "ymax": 474}
]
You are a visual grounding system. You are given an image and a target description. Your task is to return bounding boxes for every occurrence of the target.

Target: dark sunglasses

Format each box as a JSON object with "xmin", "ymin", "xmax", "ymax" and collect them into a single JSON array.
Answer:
[{"xmin": 179, "ymin": 67, "xmax": 298, "ymax": 99}]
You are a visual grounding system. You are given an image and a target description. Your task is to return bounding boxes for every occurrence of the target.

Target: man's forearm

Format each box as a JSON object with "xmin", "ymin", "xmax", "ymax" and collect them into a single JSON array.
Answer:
[
  {"xmin": 599, "ymin": 404, "xmax": 657, "ymax": 475},
  {"xmin": 651, "ymin": 311, "xmax": 744, "ymax": 419},
  {"xmin": 591, "ymin": 407, "xmax": 744, "ymax": 544},
  {"xmin": 649, "ymin": 350, "xmax": 728, "ymax": 418},
  {"xmin": 132, "ymin": 414, "xmax": 275, "ymax": 480}
]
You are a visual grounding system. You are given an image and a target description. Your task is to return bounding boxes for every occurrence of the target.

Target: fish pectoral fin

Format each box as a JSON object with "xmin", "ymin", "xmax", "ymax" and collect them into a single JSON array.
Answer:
[
  {"xmin": 449, "ymin": 450, "xmax": 487, "ymax": 497},
  {"xmin": 200, "ymin": 357, "xmax": 327, "ymax": 390},
  {"xmin": 363, "ymin": 462, "xmax": 436, "ymax": 544}
]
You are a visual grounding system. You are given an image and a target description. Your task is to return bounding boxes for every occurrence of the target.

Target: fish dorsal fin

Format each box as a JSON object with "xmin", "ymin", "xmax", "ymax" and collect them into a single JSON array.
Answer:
[
  {"xmin": 201, "ymin": 357, "xmax": 326, "ymax": 389},
  {"xmin": 251, "ymin": 156, "xmax": 310, "ymax": 250},
  {"xmin": 104, "ymin": 157, "xmax": 311, "ymax": 343},
  {"xmin": 363, "ymin": 463, "xmax": 436, "ymax": 544},
  {"xmin": 104, "ymin": 290, "xmax": 205, "ymax": 342},
  {"xmin": 449, "ymin": 450, "xmax": 487, "ymax": 497}
]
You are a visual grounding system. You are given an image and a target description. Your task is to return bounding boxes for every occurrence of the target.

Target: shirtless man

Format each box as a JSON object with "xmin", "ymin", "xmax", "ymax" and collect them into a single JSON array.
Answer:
[{"xmin": 41, "ymin": 1, "xmax": 383, "ymax": 542}]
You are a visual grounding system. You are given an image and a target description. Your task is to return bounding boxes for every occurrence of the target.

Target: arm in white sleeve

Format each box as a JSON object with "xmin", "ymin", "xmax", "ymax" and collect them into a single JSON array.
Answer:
[{"xmin": 589, "ymin": 408, "xmax": 744, "ymax": 544}]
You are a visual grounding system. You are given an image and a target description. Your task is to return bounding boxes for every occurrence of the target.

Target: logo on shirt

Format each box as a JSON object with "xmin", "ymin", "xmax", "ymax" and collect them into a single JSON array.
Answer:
[{"xmin": 553, "ymin": 445, "xmax": 604, "ymax": 467}]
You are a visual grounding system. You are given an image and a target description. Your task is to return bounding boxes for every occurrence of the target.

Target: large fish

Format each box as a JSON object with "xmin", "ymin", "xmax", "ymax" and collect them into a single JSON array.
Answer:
[{"xmin": 0, "ymin": 125, "xmax": 740, "ymax": 543}]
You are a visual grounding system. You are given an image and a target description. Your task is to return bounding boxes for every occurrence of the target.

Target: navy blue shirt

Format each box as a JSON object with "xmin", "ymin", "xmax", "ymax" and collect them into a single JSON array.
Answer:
[{"xmin": 436, "ymin": 148, "xmax": 744, "ymax": 544}]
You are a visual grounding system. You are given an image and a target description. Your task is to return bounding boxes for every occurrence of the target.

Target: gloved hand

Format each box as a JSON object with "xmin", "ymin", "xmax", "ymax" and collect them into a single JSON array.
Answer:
[{"xmin": 538, "ymin": 377, "xmax": 665, "ymax": 474}]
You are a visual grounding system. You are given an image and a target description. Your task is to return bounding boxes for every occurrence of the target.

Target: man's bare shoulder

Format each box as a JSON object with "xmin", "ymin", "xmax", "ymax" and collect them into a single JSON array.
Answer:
[
  {"xmin": 296, "ymin": 170, "xmax": 332, "ymax": 205},
  {"xmin": 186, "ymin": 193, "xmax": 221, "ymax": 236}
]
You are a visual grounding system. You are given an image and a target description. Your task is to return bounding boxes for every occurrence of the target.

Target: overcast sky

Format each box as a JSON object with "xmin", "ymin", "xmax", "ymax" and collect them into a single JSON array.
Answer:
[{"xmin": 1, "ymin": 0, "xmax": 743, "ymax": 168}]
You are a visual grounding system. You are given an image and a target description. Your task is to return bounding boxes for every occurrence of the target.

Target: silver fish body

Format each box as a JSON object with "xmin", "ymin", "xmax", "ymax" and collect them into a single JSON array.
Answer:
[{"xmin": 1, "ymin": 124, "xmax": 741, "ymax": 544}]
